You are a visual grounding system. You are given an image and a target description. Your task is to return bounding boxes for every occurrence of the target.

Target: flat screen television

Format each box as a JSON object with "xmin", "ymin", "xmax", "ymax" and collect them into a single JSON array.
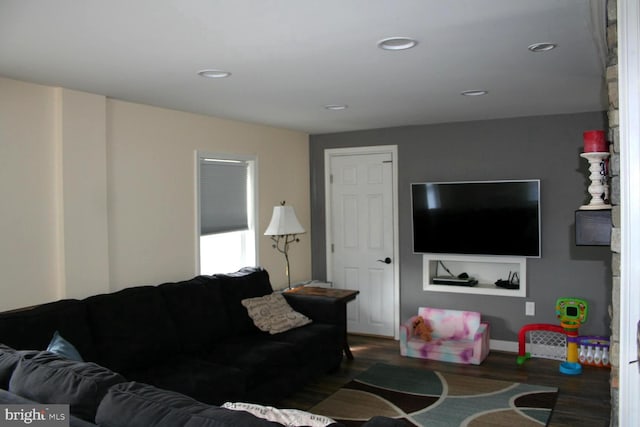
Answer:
[{"xmin": 411, "ymin": 180, "xmax": 541, "ymax": 257}]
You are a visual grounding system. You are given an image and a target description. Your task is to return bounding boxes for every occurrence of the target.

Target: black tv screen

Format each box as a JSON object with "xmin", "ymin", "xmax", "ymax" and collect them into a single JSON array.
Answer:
[{"xmin": 411, "ymin": 180, "xmax": 541, "ymax": 257}]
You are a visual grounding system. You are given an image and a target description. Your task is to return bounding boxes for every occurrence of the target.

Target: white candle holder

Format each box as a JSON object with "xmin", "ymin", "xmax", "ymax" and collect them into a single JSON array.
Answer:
[{"xmin": 579, "ymin": 152, "xmax": 611, "ymax": 210}]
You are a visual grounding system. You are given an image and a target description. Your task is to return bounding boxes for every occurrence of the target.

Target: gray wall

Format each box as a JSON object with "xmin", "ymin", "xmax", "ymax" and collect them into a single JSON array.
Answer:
[{"xmin": 309, "ymin": 112, "xmax": 611, "ymax": 342}]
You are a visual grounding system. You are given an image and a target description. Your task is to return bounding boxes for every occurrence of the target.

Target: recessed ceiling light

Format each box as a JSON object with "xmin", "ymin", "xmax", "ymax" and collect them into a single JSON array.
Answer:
[
  {"xmin": 324, "ymin": 104, "xmax": 348, "ymax": 111},
  {"xmin": 377, "ymin": 37, "xmax": 418, "ymax": 51},
  {"xmin": 527, "ymin": 42, "xmax": 557, "ymax": 53},
  {"xmin": 197, "ymin": 69, "xmax": 232, "ymax": 79},
  {"xmin": 461, "ymin": 90, "xmax": 488, "ymax": 97}
]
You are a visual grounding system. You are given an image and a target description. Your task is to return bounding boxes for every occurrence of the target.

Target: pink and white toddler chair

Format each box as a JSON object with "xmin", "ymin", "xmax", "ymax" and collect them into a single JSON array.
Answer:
[{"xmin": 399, "ymin": 307, "xmax": 490, "ymax": 365}]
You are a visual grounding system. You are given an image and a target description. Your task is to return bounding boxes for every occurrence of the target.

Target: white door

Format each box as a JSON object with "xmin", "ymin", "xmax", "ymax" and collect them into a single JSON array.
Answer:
[{"xmin": 326, "ymin": 148, "xmax": 397, "ymax": 337}]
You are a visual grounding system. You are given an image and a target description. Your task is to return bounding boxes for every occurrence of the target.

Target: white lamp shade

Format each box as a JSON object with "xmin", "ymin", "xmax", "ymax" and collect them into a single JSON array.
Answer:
[{"xmin": 264, "ymin": 206, "xmax": 306, "ymax": 236}]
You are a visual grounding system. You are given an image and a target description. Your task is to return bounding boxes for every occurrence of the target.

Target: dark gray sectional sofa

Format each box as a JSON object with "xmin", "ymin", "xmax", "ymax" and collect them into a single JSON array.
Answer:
[{"xmin": 0, "ymin": 267, "xmax": 403, "ymax": 426}]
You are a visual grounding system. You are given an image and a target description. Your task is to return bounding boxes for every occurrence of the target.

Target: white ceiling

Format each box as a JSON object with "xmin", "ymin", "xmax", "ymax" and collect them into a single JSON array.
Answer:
[{"xmin": 0, "ymin": 0, "xmax": 607, "ymax": 135}]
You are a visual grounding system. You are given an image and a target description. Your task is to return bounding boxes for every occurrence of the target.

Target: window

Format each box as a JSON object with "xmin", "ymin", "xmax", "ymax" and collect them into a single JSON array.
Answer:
[{"xmin": 197, "ymin": 153, "xmax": 257, "ymax": 275}]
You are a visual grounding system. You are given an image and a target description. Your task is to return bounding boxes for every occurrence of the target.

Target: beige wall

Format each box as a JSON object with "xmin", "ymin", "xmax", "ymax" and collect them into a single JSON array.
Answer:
[
  {"xmin": 0, "ymin": 76, "xmax": 310, "ymax": 311},
  {"xmin": 57, "ymin": 88, "xmax": 111, "ymax": 299},
  {"xmin": 106, "ymin": 99, "xmax": 311, "ymax": 290},
  {"xmin": 0, "ymin": 78, "xmax": 60, "ymax": 310}
]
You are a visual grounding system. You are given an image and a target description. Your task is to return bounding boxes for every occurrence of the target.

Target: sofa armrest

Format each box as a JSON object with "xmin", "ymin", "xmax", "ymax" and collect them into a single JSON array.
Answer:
[
  {"xmin": 474, "ymin": 322, "xmax": 488, "ymax": 340},
  {"xmin": 472, "ymin": 322, "xmax": 491, "ymax": 365},
  {"xmin": 473, "ymin": 322, "xmax": 490, "ymax": 346},
  {"xmin": 399, "ymin": 315, "xmax": 420, "ymax": 342},
  {"xmin": 282, "ymin": 293, "xmax": 342, "ymax": 325}
]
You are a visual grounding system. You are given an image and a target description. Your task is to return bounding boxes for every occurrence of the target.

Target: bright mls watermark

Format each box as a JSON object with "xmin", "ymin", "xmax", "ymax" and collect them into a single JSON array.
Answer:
[{"xmin": 0, "ymin": 405, "xmax": 68, "ymax": 426}]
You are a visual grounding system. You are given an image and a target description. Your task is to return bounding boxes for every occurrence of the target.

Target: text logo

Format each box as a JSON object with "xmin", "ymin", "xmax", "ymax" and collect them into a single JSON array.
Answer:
[{"xmin": 0, "ymin": 405, "xmax": 68, "ymax": 426}]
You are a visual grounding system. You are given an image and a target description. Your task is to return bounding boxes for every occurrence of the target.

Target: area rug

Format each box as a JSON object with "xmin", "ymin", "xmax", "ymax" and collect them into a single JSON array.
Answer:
[{"xmin": 309, "ymin": 363, "xmax": 558, "ymax": 427}]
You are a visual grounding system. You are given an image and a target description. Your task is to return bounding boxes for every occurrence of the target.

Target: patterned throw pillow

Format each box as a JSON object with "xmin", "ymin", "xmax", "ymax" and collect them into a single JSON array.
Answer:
[
  {"xmin": 222, "ymin": 401, "xmax": 335, "ymax": 427},
  {"xmin": 241, "ymin": 293, "xmax": 312, "ymax": 334}
]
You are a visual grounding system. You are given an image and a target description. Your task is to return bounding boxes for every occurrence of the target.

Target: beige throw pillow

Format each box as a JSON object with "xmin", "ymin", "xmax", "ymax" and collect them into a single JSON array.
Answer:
[{"xmin": 241, "ymin": 293, "xmax": 312, "ymax": 334}]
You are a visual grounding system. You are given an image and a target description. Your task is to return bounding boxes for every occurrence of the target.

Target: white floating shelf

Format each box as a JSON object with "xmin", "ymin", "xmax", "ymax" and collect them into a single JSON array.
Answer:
[{"xmin": 422, "ymin": 254, "xmax": 527, "ymax": 297}]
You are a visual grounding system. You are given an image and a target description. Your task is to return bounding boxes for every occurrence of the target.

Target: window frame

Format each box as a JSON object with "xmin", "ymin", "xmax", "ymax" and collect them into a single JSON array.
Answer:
[{"xmin": 195, "ymin": 151, "xmax": 258, "ymax": 274}]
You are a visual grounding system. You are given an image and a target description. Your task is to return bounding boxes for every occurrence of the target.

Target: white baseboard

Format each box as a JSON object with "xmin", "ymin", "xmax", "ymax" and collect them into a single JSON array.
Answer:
[
  {"xmin": 391, "ymin": 336, "xmax": 520, "ymax": 354},
  {"xmin": 490, "ymin": 339, "xmax": 518, "ymax": 353}
]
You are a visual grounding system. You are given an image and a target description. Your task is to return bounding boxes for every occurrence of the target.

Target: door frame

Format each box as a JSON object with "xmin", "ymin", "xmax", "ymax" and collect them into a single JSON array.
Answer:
[
  {"xmin": 324, "ymin": 145, "xmax": 400, "ymax": 339},
  {"xmin": 618, "ymin": 0, "xmax": 640, "ymax": 422}
]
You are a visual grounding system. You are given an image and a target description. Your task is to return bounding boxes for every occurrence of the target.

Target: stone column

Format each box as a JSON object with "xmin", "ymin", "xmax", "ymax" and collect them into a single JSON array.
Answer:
[{"xmin": 606, "ymin": 0, "xmax": 620, "ymax": 425}]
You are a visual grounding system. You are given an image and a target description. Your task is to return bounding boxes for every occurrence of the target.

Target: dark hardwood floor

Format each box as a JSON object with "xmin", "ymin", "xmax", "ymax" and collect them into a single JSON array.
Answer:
[{"xmin": 279, "ymin": 335, "xmax": 611, "ymax": 426}]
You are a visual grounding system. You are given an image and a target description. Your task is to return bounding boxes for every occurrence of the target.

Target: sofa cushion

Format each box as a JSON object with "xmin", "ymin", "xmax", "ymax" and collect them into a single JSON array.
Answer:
[
  {"xmin": 158, "ymin": 276, "xmax": 232, "ymax": 353},
  {"xmin": 418, "ymin": 307, "xmax": 481, "ymax": 340},
  {"xmin": 95, "ymin": 382, "xmax": 283, "ymax": 427},
  {"xmin": 0, "ymin": 299, "xmax": 94, "ymax": 360},
  {"xmin": 405, "ymin": 337, "xmax": 475, "ymax": 356},
  {"xmin": 0, "ymin": 344, "xmax": 38, "ymax": 390},
  {"xmin": 241, "ymin": 293, "xmax": 312, "ymax": 334},
  {"xmin": 0, "ymin": 344, "xmax": 17, "ymax": 390},
  {"xmin": 9, "ymin": 352, "xmax": 126, "ymax": 422},
  {"xmin": 213, "ymin": 267, "xmax": 274, "ymax": 334},
  {"xmin": 124, "ymin": 356, "xmax": 247, "ymax": 405},
  {"xmin": 84, "ymin": 286, "xmax": 180, "ymax": 373},
  {"xmin": 47, "ymin": 330, "xmax": 84, "ymax": 361},
  {"xmin": 206, "ymin": 336, "xmax": 298, "ymax": 373},
  {"xmin": 202, "ymin": 336, "xmax": 302, "ymax": 401},
  {"xmin": 268, "ymin": 323, "xmax": 342, "ymax": 369}
]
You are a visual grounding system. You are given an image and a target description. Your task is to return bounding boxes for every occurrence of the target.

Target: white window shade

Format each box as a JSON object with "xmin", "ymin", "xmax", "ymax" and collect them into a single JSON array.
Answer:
[{"xmin": 200, "ymin": 159, "xmax": 248, "ymax": 235}]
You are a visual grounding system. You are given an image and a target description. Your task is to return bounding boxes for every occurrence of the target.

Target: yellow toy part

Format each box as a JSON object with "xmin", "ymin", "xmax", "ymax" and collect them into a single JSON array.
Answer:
[
  {"xmin": 555, "ymin": 297, "xmax": 588, "ymax": 325},
  {"xmin": 556, "ymin": 297, "xmax": 589, "ymax": 375}
]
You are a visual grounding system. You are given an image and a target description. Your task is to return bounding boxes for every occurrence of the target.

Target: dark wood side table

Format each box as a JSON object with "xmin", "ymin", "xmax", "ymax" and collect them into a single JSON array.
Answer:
[{"xmin": 285, "ymin": 286, "xmax": 359, "ymax": 360}]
